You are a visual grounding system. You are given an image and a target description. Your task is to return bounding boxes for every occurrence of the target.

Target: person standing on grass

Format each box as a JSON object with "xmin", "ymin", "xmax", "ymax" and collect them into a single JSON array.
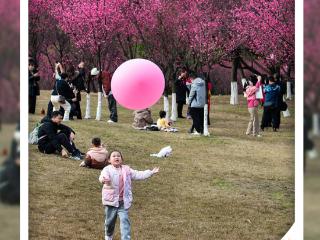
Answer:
[
  {"xmin": 99, "ymin": 150, "xmax": 159, "ymax": 240},
  {"xmin": 175, "ymin": 68, "xmax": 188, "ymax": 118},
  {"xmin": 29, "ymin": 59, "xmax": 40, "ymax": 114},
  {"xmin": 261, "ymin": 76, "xmax": 281, "ymax": 132},
  {"xmin": 66, "ymin": 62, "xmax": 86, "ymax": 119},
  {"xmin": 37, "ymin": 111, "xmax": 83, "ymax": 160},
  {"xmin": 274, "ymin": 74, "xmax": 287, "ymax": 130},
  {"xmin": 244, "ymin": 75, "xmax": 262, "ymax": 137},
  {"xmin": 50, "ymin": 63, "xmax": 76, "ymax": 121},
  {"xmin": 188, "ymin": 71, "xmax": 206, "ymax": 135},
  {"xmin": 91, "ymin": 68, "xmax": 118, "ymax": 123}
]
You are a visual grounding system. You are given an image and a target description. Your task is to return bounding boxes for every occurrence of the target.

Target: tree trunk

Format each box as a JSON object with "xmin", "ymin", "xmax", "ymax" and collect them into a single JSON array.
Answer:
[
  {"xmin": 239, "ymin": 63, "xmax": 246, "ymax": 79},
  {"xmin": 171, "ymin": 94, "xmax": 177, "ymax": 121},
  {"xmin": 163, "ymin": 96, "xmax": 170, "ymax": 120},
  {"xmin": 286, "ymin": 63, "xmax": 293, "ymax": 100},
  {"xmin": 95, "ymin": 92, "xmax": 103, "ymax": 121},
  {"xmin": 96, "ymin": 48, "xmax": 103, "ymax": 120},
  {"xmin": 203, "ymin": 104, "xmax": 209, "ymax": 136},
  {"xmin": 286, "ymin": 82, "xmax": 292, "ymax": 100},
  {"xmin": 84, "ymin": 93, "xmax": 91, "ymax": 119},
  {"xmin": 171, "ymin": 67, "xmax": 177, "ymax": 121},
  {"xmin": 230, "ymin": 57, "xmax": 239, "ymax": 105}
]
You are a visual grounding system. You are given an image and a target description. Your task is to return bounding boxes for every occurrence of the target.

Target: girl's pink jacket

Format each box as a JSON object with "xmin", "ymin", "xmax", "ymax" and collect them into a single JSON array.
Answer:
[
  {"xmin": 99, "ymin": 165, "xmax": 154, "ymax": 209},
  {"xmin": 246, "ymin": 81, "xmax": 262, "ymax": 108}
]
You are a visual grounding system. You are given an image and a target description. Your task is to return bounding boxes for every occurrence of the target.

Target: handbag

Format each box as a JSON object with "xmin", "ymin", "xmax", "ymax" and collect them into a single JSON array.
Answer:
[
  {"xmin": 280, "ymin": 101, "xmax": 288, "ymax": 111},
  {"xmin": 282, "ymin": 108, "xmax": 290, "ymax": 118},
  {"xmin": 255, "ymin": 86, "xmax": 263, "ymax": 99}
]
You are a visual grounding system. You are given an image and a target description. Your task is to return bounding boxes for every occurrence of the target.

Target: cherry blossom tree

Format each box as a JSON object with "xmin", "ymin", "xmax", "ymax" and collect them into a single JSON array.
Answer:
[
  {"xmin": 0, "ymin": 0, "xmax": 20, "ymax": 122},
  {"xmin": 29, "ymin": 0, "xmax": 295, "ymax": 114}
]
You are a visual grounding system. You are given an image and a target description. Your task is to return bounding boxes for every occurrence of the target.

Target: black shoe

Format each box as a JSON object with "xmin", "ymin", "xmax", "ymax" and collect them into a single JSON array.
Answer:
[
  {"xmin": 75, "ymin": 149, "xmax": 85, "ymax": 158},
  {"xmin": 70, "ymin": 152, "xmax": 82, "ymax": 161}
]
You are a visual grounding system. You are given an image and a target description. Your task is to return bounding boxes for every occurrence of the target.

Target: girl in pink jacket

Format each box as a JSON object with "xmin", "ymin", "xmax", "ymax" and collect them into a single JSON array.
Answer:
[
  {"xmin": 99, "ymin": 151, "xmax": 159, "ymax": 240},
  {"xmin": 245, "ymin": 75, "xmax": 262, "ymax": 137}
]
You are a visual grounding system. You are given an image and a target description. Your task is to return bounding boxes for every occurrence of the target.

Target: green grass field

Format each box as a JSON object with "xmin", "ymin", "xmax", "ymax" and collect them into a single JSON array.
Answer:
[
  {"xmin": 29, "ymin": 91, "xmax": 294, "ymax": 240},
  {"xmin": 305, "ymin": 140, "xmax": 320, "ymax": 240},
  {"xmin": 0, "ymin": 124, "xmax": 19, "ymax": 240}
]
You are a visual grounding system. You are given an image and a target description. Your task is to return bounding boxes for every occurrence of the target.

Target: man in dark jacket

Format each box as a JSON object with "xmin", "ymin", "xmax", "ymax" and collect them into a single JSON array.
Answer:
[
  {"xmin": 175, "ymin": 68, "xmax": 188, "ymax": 118},
  {"xmin": 37, "ymin": 111, "xmax": 83, "ymax": 160},
  {"xmin": 29, "ymin": 59, "xmax": 40, "ymax": 114},
  {"xmin": 261, "ymin": 76, "xmax": 281, "ymax": 131}
]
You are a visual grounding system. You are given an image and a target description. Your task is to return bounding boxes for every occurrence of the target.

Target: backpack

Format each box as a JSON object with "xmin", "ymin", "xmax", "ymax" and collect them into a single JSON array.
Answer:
[{"xmin": 28, "ymin": 122, "xmax": 43, "ymax": 144}]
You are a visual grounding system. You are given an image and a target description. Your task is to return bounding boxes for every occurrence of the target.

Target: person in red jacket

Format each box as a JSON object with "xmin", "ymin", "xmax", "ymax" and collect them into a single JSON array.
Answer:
[{"xmin": 91, "ymin": 68, "xmax": 118, "ymax": 123}]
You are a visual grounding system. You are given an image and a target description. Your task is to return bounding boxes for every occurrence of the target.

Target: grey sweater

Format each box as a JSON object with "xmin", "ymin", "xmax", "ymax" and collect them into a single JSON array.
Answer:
[{"xmin": 188, "ymin": 78, "xmax": 206, "ymax": 108}]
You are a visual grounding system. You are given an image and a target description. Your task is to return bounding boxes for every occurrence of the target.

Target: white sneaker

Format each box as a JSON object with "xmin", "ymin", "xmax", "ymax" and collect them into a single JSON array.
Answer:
[
  {"xmin": 105, "ymin": 235, "xmax": 113, "ymax": 240},
  {"xmin": 107, "ymin": 119, "xmax": 115, "ymax": 123},
  {"xmin": 192, "ymin": 131, "xmax": 200, "ymax": 135},
  {"xmin": 256, "ymin": 134, "xmax": 262, "ymax": 138}
]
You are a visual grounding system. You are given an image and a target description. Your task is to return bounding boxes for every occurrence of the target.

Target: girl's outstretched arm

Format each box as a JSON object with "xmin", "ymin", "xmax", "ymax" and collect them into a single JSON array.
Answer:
[{"xmin": 130, "ymin": 167, "xmax": 159, "ymax": 180}]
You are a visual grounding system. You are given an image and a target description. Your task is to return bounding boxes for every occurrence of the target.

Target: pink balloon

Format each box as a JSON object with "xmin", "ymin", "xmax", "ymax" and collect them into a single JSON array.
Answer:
[{"xmin": 111, "ymin": 59, "xmax": 165, "ymax": 110}]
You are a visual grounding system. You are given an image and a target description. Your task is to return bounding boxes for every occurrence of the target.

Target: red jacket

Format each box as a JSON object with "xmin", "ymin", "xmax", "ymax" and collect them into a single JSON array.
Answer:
[{"xmin": 101, "ymin": 71, "xmax": 112, "ymax": 95}]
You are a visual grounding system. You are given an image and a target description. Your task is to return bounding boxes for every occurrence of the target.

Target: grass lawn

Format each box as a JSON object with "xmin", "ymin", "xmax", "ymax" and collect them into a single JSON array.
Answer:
[
  {"xmin": 305, "ymin": 139, "xmax": 320, "ymax": 240},
  {"xmin": 29, "ymin": 91, "xmax": 294, "ymax": 240},
  {"xmin": 0, "ymin": 124, "xmax": 19, "ymax": 240}
]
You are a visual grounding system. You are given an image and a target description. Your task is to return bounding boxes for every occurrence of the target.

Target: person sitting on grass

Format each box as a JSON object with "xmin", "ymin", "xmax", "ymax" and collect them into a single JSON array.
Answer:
[
  {"xmin": 0, "ymin": 124, "xmax": 20, "ymax": 204},
  {"xmin": 132, "ymin": 108, "xmax": 153, "ymax": 130},
  {"xmin": 157, "ymin": 110, "xmax": 171, "ymax": 130},
  {"xmin": 79, "ymin": 137, "xmax": 108, "ymax": 169},
  {"xmin": 99, "ymin": 150, "xmax": 159, "ymax": 240},
  {"xmin": 156, "ymin": 110, "xmax": 177, "ymax": 132},
  {"xmin": 37, "ymin": 111, "xmax": 83, "ymax": 160}
]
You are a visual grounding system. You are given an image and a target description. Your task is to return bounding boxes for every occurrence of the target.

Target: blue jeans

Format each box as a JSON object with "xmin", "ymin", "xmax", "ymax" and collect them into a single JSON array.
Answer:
[{"xmin": 105, "ymin": 201, "xmax": 131, "ymax": 240}]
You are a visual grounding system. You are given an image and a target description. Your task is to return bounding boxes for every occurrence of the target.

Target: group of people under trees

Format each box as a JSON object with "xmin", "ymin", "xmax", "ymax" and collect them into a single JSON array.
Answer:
[
  {"xmin": 28, "ymin": 58, "xmax": 118, "ymax": 123},
  {"xmin": 243, "ymin": 74, "xmax": 288, "ymax": 137},
  {"xmin": 30, "ymin": 60, "xmax": 292, "ymax": 164}
]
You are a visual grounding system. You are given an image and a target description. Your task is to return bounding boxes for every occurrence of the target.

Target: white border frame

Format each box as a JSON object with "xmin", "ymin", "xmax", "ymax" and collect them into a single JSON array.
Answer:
[
  {"xmin": 21, "ymin": 0, "xmax": 29, "ymax": 239},
  {"xmin": 293, "ymin": 0, "xmax": 304, "ymax": 238}
]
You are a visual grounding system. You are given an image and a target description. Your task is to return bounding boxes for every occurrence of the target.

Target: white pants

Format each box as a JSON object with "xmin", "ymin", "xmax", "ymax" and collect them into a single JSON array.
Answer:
[{"xmin": 51, "ymin": 95, "xmax": 71, "ymax": 121}]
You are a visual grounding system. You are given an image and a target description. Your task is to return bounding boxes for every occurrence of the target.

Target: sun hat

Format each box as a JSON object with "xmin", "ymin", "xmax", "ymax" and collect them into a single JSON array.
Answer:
[{"xmin": 90, "ymin": 67, "xmax": 100, "ymax": 76}]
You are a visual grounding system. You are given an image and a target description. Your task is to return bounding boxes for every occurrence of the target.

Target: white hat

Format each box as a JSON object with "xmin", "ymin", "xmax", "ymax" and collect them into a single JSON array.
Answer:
[{"xmin": 90, "ymin": 67, "xmax": 100, "ymax": 76}]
